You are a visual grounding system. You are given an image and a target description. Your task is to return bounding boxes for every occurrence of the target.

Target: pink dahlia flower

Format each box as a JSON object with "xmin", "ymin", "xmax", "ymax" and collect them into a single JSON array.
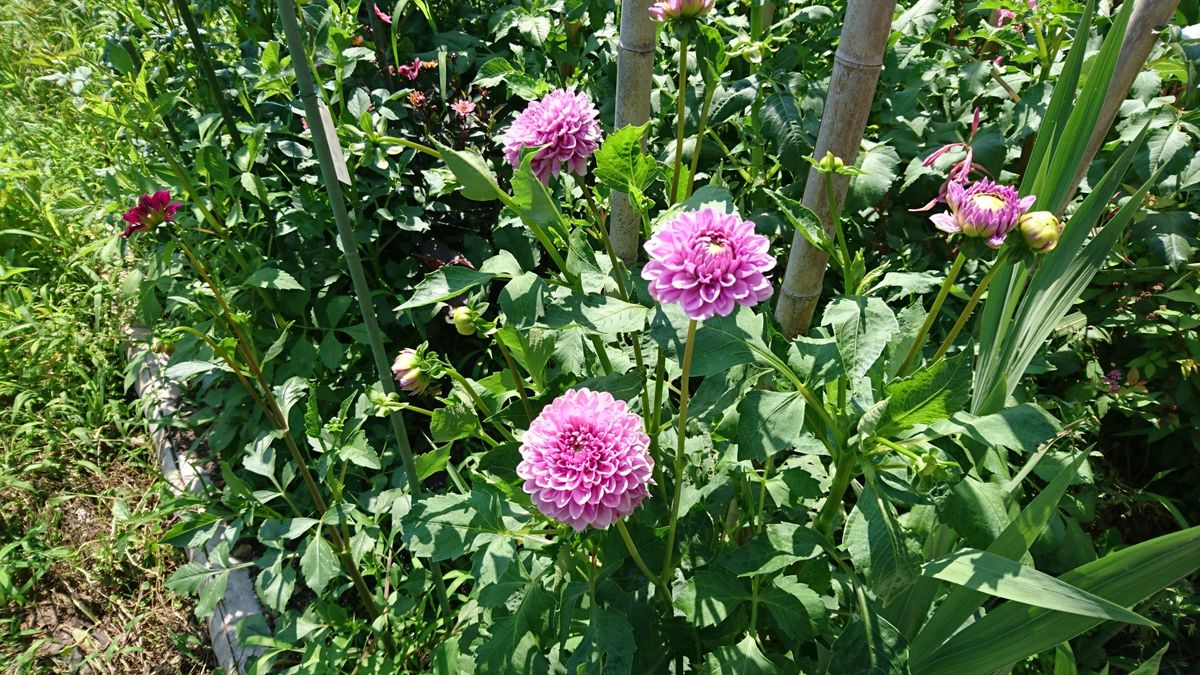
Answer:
[
  {"xmin": 120, "ymin": 190, "xmax": 181, "ymax": 238},
  {"xmin": 930, "ymin": 178, "xmax": 1036, "ymax": 248},
  {"xmin": 451, "ymin": 99, "xmax": 476, "ymax": 118},
  {"xmin": 502, "ymin": 89, "xmax": 602, "ymax": 184},
  {"xmin": 516, "ymin": 389, "xmax": 653, "ymax": 532},
  {"xmin": 373, "ymin": 3, "xmax": 392, "ymax": 24},
  {"xmin": 648, "ymin": 0, "xmax": 715, "ymax": 22},
  {"xmin": 395, "ymin": 57, "xmax": 422, "ymax": 80},
  {"xmin": 642, "ymin": 207, "xmax": 775, "ymax": 320}
]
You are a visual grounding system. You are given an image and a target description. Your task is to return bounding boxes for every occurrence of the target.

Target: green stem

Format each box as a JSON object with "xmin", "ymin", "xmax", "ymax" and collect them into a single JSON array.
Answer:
[
  {"xmin": 825, "ymin": 173, "xmax": 853, "ymax": 294},
  {"xmin": 874, "ymin": 436, "xmax": 923, "ymax": 463},
  {"xmin": 897, "ymin": 251, "xmax": 967, "ymax": 377},
  {"xmin": 496, "ymin": 339, "xmax": 534, "ymax": 421},
  {"xmin": 931, "ymin": 250, "xmax": 1010, "ymax": 364},
  {"xmin": 377, "ymin": 134, "xmax": 442, "ymax": 159},
  {"xmin": 449, "ymin": 370, "xmax": 515, "ymax": 443},
  {"xmin": 661, "ymin": 319, "xmax": 698, "ymax": 582},
  {"xmin": 815, "ymin": 445, "xmax": 858, "ymax": 535},
  {"xmin": 497, "ymin": 192, "xmax": 571, "ymax": 280},
  {"xmin": 615, "ymin": 520, "xmax": 672, "ymax": 606},
  {"xmin": 669, "ymin": 29, "xmax": 690, "ymax": 204},
  {"xmin": 276, "ymin": 0, "xmax": 450, "ymax": 626},
  {"xmin": 172, "ymin": 0, "xmax": 243, "ymax": 148},
  {"xmin": 686, "ymin": 80, "xmax": 716, "ymax": 199}
]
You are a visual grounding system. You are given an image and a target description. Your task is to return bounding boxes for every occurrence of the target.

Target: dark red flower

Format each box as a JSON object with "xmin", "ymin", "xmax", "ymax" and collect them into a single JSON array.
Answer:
[{"xmin": 120, "ymin": 190, "xmax": 181, "ymax": 238}]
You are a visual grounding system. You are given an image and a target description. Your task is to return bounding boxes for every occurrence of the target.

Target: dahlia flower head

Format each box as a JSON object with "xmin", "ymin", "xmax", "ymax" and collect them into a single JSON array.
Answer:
[
  {"xmin": 516, "ymin": 389, "xmax": 654, "ymax": 532},
  {"xmin": 930, "ymin": 178, "xmax": 1035, "ymax": 248},
  {"xmin": 1018, "ymin": 210, "xmax": 1063, "ymax": 254},
  {"xmin": 120, "ymin": 190, "xmax": 181, "ymax": 238},
  {"xmin": 649, "ymin": 0, "xmax": 715, "ymax": 22},
  {"xmin": 642, "ymin": 207, "xmax": 775, "ymax": 320},
  {"xmin": 502, "ymin": 89, "xmax": 602, "ymax": 184},
  {"xmin": 391, "ymin": 348, "xmax": 430, "ymax": 394}
]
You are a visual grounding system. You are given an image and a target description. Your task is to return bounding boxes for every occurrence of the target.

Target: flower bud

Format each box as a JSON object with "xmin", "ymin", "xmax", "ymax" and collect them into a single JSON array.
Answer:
[
  {"xmin": 1018, "ymin": 211, "xmax": 1062, "ymax": 253},
  {"xmin": 648, "ymin": 0, "xmax": 715, "ymax": 22},
  {"xmin": 450, "ymin": 306, "xmax": 476, "ymax": 336},
  {"xmin": 391, "ymin": 348, "xmax": 429, "ymax": 394}
]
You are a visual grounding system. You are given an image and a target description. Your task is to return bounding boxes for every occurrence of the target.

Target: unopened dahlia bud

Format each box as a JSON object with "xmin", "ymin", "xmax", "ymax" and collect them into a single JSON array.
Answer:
[
  {"xmin": 1018, "ymin": 211, "xmax": 1062, "ymax": 254},
  {"xmin": 450, "ymin": 306, "xmax": 476, "ymax": 335},
  {"xmin": 648, "ymin": 0, "xmax": 715, "ymax": 22},
  {"xmin": 391, "ymin": 348, "xmax": 429, "ymax": 394}
]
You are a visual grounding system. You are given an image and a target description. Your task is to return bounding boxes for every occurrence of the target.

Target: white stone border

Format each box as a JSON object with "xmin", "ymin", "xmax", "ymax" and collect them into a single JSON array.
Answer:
[{"xmin": 128, "ymin": 328, "xmax": 266, "ymax": 674}]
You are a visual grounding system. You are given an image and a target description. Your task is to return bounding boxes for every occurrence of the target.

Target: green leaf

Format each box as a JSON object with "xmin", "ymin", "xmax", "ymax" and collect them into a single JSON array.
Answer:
[
  {"xmin": 769, "ymin": 189, "xmax": 835, "ymax": 255},
  {"xmin": 594, "ymin": 123, "xmax": 657, "ymax": 195},
  {"xmin": 736, "ymin": 390, "xmax": 806, "ymax": 461},
  {"xmin": 921, "ymin": 549, "xmax": 1155, "ymax": 626},
  {"xmin": 399, "ymin": 267, "xmax": 495, "ymax": 310},
  {"xmin": 716, "ymin": 523, "xmax": 824, "ymax": 577},
  {"xmin": 242, "ymin": 431, "xmax": 278, "ymax": 479},
  {"xmin": 822, "ymin": 296, "xmax": 899, "ymax": 381},
  {"xmin": 255, "ymin": 555, "xmax": 296, "ymax": 613},
  {"xmin": 511, "ymin": 152, "xmax": 558, "ymax": 229},
  {"xmin": 499, "ymin": 272, "xmax": 548, "ymax": 328},
  {"xmin": 844, "ymin": 483, "xmax": 922, "ymax": 600},
  {"xmin": 542, "ymin": 293, "xmax": 649, "ymax": 336},
  {"xmin": 674, "ymin": 568, "xmax": 749, "ymax": 628},
  {"xmin": 759, "ymin": 575, "xmax": 827, "ymax": 641},
  {"xmin": 848, "ymin": 142, "xmax": 901, "ymax": 210},
  {"xmin": 910, "ymin": 453, "xmax": 1090, "ymax": 664},
  {"xmin": 940, "ymin": 403, "xmax": 1060, "ymax": 452},
  {"xmin": 760, "ymin": 91, "xmax": 806, "ymax": 172},
  {"xmin": 414, "ymin": 445, "xmax": 452, "ymax": 482},
  {"xmin": 476, "ymin": 584, "xmax": 553, "ymax": 674},
  {"xmin": 649, "ymin": 303, "xmax": 774, "ymax": 378},
  {"xmin": 937, "ymin": 476, "xmax": 1011, "ymax": 550},
  {"xmin": 1132, "ymin": 211, "xmax": 1197, "ymax": 270},
  {"xmin": 702, "ymin": 635, "xmax": 780, "ymax": 674},
  {"xmin": 875, "ymin": 353, "xmax": 970, "ymax": 436},
  {"xmin": 243, "ymin": 266, "xmax": 305, "ymax": 290},
  {"xmin": 564, "ymin": 607, "xmax": 636, "ymax": 675},
  {"xmin": 337, "ymin": 432, "xmax": 382, "ymax": 470},
  {"xmin": 397, "ymin": 489, "xmax": 528, "ymax": 562},
  {"xmin": 434, "ymin": 142, "xmax": 502, "ymax": 201},
  {"xmin": 828, "ymin": 613, "xmax": 911, "ymax": 675},
  {"xmin": 299, "ymin": 535, "xmax": 340, "ymax": 594},
  {"xmin": 430, "ymin": 403, "xmax": 483, "ymax": 443}
]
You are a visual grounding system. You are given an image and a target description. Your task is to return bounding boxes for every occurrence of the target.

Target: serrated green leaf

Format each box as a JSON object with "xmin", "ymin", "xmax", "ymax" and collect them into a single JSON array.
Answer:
[
  {"xmin": 243, "ymin": 266, "xmax": 304, "ymax": 290},
  {"xmin": 399, "ymin": 267, "xmax": 495, "ymax": 310},
  {"xmin": 845, "ymin": 483, "xmax": 922, "ymax": 600},
  {"xmin": 299, "ymin": 535, "xmax": 339, "ymax": 594},
  {"xmin": 876, "ymin": 353, "xmax": 970, "ymax": 436}
]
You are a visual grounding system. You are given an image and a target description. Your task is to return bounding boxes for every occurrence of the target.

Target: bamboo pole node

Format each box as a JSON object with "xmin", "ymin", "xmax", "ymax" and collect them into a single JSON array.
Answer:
[
  {"xmin": 833, "ymin": 53, "xmax": 883, "ymax": 70},
  {"xmin": 780, "ymin": 286, "xmax": 820, "ymax": 300},
  {"xmin": 618, "ymin": 39, "xmax": 656, "ymax": 54}
]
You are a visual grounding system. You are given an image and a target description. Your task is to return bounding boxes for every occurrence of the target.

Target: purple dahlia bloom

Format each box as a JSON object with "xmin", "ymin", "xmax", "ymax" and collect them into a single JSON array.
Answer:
[
  {"xmin": 120, "ymin": 190, "xmax": 181, "ymax": 238},
  {"xmin": 648, "ymin": 0, "xmax": 715, "ymax": 22},
  {"xmin": 391, "ymin": 348, "xmax": 429, "ymax": 394},
  {"xmin": 502, "ymin": 89, "xmax": 602, "ymax": 184},
  {"xmin": 516, "ymin": 389, "xmax": 653, "ymax": 532},
  {"xmin": 930, "ymin": 178, "xmax": 1036, "ymax": 248},
  {"xmin": 642, "ymin": 207, "xmax": 775, "ymax": 320}
]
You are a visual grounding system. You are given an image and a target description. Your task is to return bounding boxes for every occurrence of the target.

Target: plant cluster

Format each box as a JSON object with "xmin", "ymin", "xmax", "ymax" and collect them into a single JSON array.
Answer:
[{"xmin": 51, "ymin": 0, "xmax": 1200, "ymax": 672}]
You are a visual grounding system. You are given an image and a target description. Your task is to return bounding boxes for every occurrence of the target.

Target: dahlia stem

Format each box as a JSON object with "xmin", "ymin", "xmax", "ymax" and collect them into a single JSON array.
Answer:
[
  {"xmin": 378, "ymin": 134, "xmax": 442, "ymax": 159},
  {"xmin": 896, "ymin": 251, "xmax": 966, "ymax": 377},
  {"xmin": 686, "ymin": 78, "xmax": 716, "ymax": 199},
  {"xmin": 825, "ymin": 172, "xmax": 854, "ymax": 294},
  {"xmin": 615, "ymin": 520, "xmax": 672, "ymax": 605},
  {"xmin": 669, "ymin": 28, "xmax": 690, "ymax": 205},
  {"xmin": 496, "ymin": 191, "xmax": 572, "ymax": 282},
  {"xmin": 931, "ymin": 249, "xmax": 1011, "ymax": 364},
  {"xmin": 814, "ymin": 443, "xmax": 859, "ymax": 535},
  {"xmin": 496, "ymin": 339, "xmax": 534, "ymax": 421},
  {"xmin": 661, "ymin": 318, "xmax": 697, "ymax": 582}
]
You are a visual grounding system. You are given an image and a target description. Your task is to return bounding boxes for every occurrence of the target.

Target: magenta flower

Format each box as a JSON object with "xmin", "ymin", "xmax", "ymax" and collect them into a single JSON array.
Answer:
[
  {"xmin": 642, "ymin": 207, "xmax": 775, "ymax": 320},
  {"xmin": 996, "ymin": 8, "xmax": 1017, "ymax": 24},
  {"xmin": 395, "ymin": 57, "xmax": 422, "ymax": 80},
  {"xmin": 648, "ymin": 0, "xmax": 715, "ymax": 22},
  {"xmin": 391, "ymin": 348, "xmax": 429, "ymax": 394},
  {"xmin": 502, "ymin": 89, "xmax": 602, "ymax": 184},
  {"xmin": 517, "ymin": 389, "xmax": 653, "ymax": 532},
  {"xmin": 373, "ymin": 4, "xmax": 391, "ymax": 24},
  {"xmin": 913, "ymin": 108, "xmax": 985, "ymax": 214},
  {"xmin": 930, "ymin": 179, "xmax": 1036, "ymax": 248},
  {"xmin": 451, "ymin": 99, "xmax": 476, "ymax": 118},
  {"xmin": 120, "ymin": 190, "xmax": 181, "ymax": 238}
]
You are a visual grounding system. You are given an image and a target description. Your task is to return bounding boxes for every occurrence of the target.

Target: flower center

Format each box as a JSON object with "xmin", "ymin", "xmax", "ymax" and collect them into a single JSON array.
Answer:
[
  {"xmin": 559, "ymin": 428, "xmax": 603, "ymax": 466},
  {"xmin": 973, "ymin": 194, "xmax": 1007, "ymax": 212},
  {"xmin": 699, "ymin": 230, "xmax": 729, "ymax": 255}
]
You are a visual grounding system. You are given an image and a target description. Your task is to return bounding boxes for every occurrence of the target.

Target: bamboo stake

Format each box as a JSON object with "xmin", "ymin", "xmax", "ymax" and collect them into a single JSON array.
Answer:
[
  {"xmin": 608, "ymin": 0, "xmax": 657, "ymax": 264},
  {"xmin": 773, "ymin": 0, "xmax": 896, "ymax": 338},
  {"xmin": 1069, "ymin": 0, "xmax": 1180, "ymax": 194}
]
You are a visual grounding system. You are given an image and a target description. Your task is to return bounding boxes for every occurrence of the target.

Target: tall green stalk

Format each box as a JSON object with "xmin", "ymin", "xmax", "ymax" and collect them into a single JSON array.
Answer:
[
  {"xmin": 275, "ymin": 0, "xmax": 450, "ymax": 618},
  {"xmin": 171, "ymin": 0, "xmax": 243, "ymax": 148},
  {"xmin": 669, "ymin": 28, "xmax": 690, "ymax": 204},
  {"xmin": 897, "ymin": 252, "xmax": 967, "ymax": 376},
  {"xmin": 661, "ymin": 318, "xmax": 698, "ymax": 581},
  {"xmin": 931, "ymin": 250, "xmax": 1011, "ymax": 364}
]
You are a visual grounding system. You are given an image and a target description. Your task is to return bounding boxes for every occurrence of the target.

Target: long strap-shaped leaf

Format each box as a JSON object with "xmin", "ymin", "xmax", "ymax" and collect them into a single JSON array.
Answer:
[
  {"xmin": 918, "ymin": 525, "xmax": 1200, "ymax": 675},
  {"xmin": 908, "ymin": 452, "xmax": 1087, "ymax": 664},
  {"xmin": 975, "ymin": 125, "xmax": 1156, "ymax": 412},
  {"xmin": 920, "ymin": 548, "xmax": 1154, "ymax": 626}
]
